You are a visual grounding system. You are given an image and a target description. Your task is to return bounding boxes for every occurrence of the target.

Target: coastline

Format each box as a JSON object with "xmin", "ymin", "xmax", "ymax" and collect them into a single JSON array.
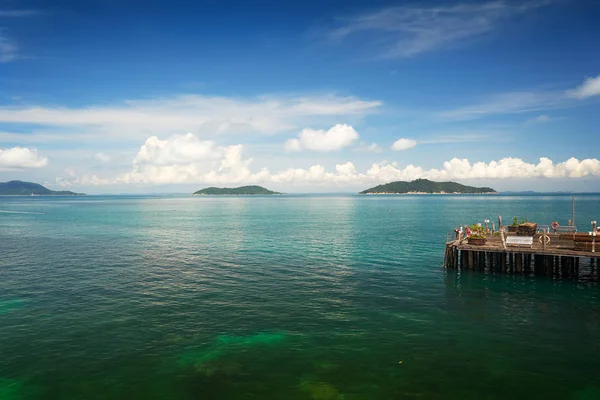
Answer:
[{"xmin": 360, "ymin": 191, "xmax": 499, "ymax": 195}]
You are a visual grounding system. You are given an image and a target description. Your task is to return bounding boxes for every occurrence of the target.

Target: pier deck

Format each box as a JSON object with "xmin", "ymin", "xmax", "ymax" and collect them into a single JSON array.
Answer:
[{"xmin": 444, "ymin": 232, "xmax": 598, "ymax": 279}]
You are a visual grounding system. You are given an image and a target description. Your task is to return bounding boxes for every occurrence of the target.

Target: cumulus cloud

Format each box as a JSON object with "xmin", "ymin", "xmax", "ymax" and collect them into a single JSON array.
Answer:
[
  {"xmin": 57, "ymin": 133, "xmax": 600, "ymax": 188},
  {"xmin": 260, "ymin": 157, "xmax": 600, "ymax": 186},
  {"xmin": 391, "ymin": 138, "xmax": 417, "ymax": 151},
  {"xmin": 55, "ymin": 169, "xmax": 110, "ymax": 189},
  {"xmin": 111, "ymin": 133, "xmax": 269, "ymax": 185},
  {"xmin": 284, "ymin": 124, "xmax": 360, "ymax": 152},
  {"xmin": 0, "ymin": 147, "xmax": 47, "ymax": 170},
  {"xmin": 361, "ymin": 157, "xmax": 600, "ymax": 181},
  {"xmin": 568, "ymin": 74, "xmax": 600, "ymax": 99}
]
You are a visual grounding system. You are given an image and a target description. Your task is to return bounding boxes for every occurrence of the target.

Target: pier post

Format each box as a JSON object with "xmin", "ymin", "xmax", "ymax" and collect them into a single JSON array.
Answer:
[{"xmin": 516, "ymin": 253, "xmax": 522, "ymax": 273}]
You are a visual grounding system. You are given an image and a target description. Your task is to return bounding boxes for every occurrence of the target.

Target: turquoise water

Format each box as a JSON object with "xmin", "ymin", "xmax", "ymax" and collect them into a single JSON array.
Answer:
[{"xmin": 1, "ymin": 194, "xmax": 599, "ymax": 399}]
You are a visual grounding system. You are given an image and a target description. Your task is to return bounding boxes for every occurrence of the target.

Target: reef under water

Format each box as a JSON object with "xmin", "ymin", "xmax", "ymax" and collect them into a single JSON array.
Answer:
[
  {"xmin": 178, "ymin": 332, "xmax": 288, "ymax": 368},
  {"xmin": 0, "ymin": 378, "xmax": 23, "ymax": 400},
  {"xmin": 0, "ymin": 299, "xmax": 25, "ymax": 317}
]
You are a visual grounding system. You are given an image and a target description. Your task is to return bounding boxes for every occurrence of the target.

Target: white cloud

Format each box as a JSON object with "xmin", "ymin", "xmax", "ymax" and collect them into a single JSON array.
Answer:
[
  {"xmin": 110, "ymin": 133, "xmax": 268, "ymax": 186},
  {"xmin": 441, "ymin": 74, "xmax": 600, "ymax": 120},
  {"xmin": 267, "ymin": 157, "xmax": 600, "ymax": 186},
  {"xmin": 567, "ymin": 74, "xmax": 600, "ymax": 99},
  {"xmin": 328, "ymin": 1, "xmax": 551, "ymax": 58},
  {"xmin": 284, "ymin": 124, "xmax": 360, "ymax": 152},
  {"xmin": 284, "ymin": 139, "xmax": 302, "ymax": 152},
  {"xmin": 0, "ymin": 147, "xmax": 48, "ymax": 170},
  {"xmin": 55, "ymin": 169, "xmax": 110, "ymax": 189},
  {"xmin": 56, "ymin": 133, "xmax": 600, "ymax": 188},
  {"xmin": 391, "ymin": 138, "xmax": 417, "ymax": 151},
  {"xmin": 362, "ymin": 157, "xmax": 600, "ymax": 181},
  {"xmin": 0, "ymin": 9, "xmax": 40, "ymax": 62},
  {"xmin": 440, "ymin": 91, "xmax": 562, "ymax": 120},
  {"xmin": 0, "ymin": 94, "xmax": 381, "ymax": 143},
  {"xmin": 94, "ymin": 153, "xmax": 111, "ymax": 163},
  {"xmin": 528, "ymin": 114, "xmax": 551, "ymax": 123}
]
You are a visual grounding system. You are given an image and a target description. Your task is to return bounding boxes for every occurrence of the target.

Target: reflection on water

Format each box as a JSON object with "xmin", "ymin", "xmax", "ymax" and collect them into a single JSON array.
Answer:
[{"xmin": 0, "ymin": 194, "xmax": 599, "ymax": 399}]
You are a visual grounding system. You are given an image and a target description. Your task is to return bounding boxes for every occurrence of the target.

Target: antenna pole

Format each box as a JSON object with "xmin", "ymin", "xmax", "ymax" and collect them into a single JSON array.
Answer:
[{"xmin": 572, "ymin": 195, "xmax": 575, "ymax": 227}]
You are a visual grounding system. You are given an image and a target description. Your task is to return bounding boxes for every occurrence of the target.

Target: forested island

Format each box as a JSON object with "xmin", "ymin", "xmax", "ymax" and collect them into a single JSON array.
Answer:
[
  {"xmin": 193, "ymin": 185, "xmax": 281, "ymax": 195},
  {"xmin": 360, "ymin": 179, "xmax": 496, "ymax": 194},
  {"xmin": 0, "ymin": 181, "xmax": 85, "ymax": 196}
]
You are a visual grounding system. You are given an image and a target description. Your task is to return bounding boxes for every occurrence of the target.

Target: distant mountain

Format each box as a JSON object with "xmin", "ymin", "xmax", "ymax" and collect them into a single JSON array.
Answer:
[
  {"xmin": 193, "ymin": 185, "xmax": 281, "ymax": 195},
  {"xmin": 360, "ymin": 179, "xmax": 496, "ymax": 194},
  {"xmin": 0, "ymin": 180, "xmax": 85, "ymax": 196}
]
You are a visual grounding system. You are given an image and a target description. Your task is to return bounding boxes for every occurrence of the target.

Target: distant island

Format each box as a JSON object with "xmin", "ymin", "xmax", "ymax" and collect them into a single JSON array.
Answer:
[
  {"xmin": 193, "ymin": 185, "xmax": 281, "ymax": 195},
  {"xmin": 0, "ymin": 180, "xmax": 85, "ymax": 196},
  {"xmin": 360, "ymin": 179, "xmax": 496, "ymax": 194}
]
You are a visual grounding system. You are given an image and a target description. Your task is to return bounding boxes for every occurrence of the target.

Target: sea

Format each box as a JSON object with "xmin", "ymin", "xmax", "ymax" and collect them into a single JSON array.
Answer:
[{"xmin": 0, "ymin": 194, "xmax": 599, "ymax": 400}]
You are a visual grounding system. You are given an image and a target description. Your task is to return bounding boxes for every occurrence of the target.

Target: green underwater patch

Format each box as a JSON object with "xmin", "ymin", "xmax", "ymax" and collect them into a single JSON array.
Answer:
[
  {"xmin": 0, "ymin": 299, "xmax": 25, "ymax": 317},
  {"xmin": 299, "ymin": 379, "xmax": 345, "ymax": 400},
  {"xmin": 0, "ymin": 378, "xmax": 23, "ymax": 400},
  {"xmin": 178, "ymin": 332, "xmax": 288, "ymax": 368},
  {"xmin": 572, "ymin": 386, "xmax": 600, "ymax": 400}
]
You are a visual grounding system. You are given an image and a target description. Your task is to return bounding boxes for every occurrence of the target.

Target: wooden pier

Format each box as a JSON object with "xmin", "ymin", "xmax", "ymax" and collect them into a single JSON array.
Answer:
[{"xmin": 444, "ymin": 233, "xmax": 599, "ymax": 280}]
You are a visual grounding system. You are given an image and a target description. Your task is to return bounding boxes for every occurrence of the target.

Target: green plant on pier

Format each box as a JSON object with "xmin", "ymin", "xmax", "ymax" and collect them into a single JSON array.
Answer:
[
  {"xmin": 469, "ymin": 224, "xmax": 486, "ymax": 236},
  {"xmin": 469, "ymin": 234, "xmax": 486, "ymax": 239}
]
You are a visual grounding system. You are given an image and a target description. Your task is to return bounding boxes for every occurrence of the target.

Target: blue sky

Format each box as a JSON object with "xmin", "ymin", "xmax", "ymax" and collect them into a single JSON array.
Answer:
[{"xmin": 1, "ymin": 0, "xmax": 600, "ymax": 193}]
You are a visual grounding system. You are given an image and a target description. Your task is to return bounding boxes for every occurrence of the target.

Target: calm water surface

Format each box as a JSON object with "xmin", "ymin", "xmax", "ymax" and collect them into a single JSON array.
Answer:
[{"xmin": 1, "ymin": 194, "xmax": 599, "ymax": 399}]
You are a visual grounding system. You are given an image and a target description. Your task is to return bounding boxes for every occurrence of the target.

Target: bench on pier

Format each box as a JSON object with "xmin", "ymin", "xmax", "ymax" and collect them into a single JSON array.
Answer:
[
  {"xmin": 555, "ymin": 226, "xmax": 577, "ymax": 233},
  {"xmin": 506, "ymin": 236, "xmax": 533, "ymax": 248}
]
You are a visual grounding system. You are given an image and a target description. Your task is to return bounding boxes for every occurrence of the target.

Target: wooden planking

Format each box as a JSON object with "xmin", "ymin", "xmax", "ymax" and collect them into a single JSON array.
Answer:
[{"xmin": 443, "ymin": 236, "xmax": 598, "ymax": 280}]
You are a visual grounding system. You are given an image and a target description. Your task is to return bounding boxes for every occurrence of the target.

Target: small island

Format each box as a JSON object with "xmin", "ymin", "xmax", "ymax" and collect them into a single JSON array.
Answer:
[
  {"xmin": 0, "ymin": 180, "xmax": 85, "ymax": 196},
  {"xmin": 193, "ymin": 185, "xmax": 281, "ymax": 195},
  {"xmin": 360, "ymin": 179, "xmax": 496, "ymax": 195}
]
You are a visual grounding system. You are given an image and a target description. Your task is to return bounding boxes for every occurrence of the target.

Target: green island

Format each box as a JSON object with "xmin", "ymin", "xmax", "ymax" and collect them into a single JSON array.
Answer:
[
  {"xmin": 0, "ymin": 180, "xmax": 85, "ymax": 196},
  {"xmin": 360, "ymin": 178, "xmax": 496, "ymax": 194},
  {"xmin": 193, "ymin": 185, "xmax": 281, "ymax": 195}
]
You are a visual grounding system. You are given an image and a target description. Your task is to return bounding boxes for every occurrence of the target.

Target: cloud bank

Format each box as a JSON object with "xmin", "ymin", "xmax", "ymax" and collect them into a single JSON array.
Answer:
[
  {"xmin": 0, "ymin": 94, "xmax": 381, "ymax": 143},
  {"xmin": 54, "ymin": 133, "xmax": 600, "ymax": 188}
]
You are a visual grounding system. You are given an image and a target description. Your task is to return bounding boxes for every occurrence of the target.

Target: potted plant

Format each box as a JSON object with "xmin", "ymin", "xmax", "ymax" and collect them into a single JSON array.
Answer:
[
  {"xmin": 508, "ymin": 217, "xmax": 519, "ymax": 233},
  {"xmin": 468, "ymin": 234, "xmax": 487, "ymax": 246}
]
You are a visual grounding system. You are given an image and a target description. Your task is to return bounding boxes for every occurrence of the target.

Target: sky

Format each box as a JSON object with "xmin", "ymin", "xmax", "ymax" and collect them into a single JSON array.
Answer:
[{"xmin": 1, "ymin": 0, "xmax": 600, "ymax": 193}]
